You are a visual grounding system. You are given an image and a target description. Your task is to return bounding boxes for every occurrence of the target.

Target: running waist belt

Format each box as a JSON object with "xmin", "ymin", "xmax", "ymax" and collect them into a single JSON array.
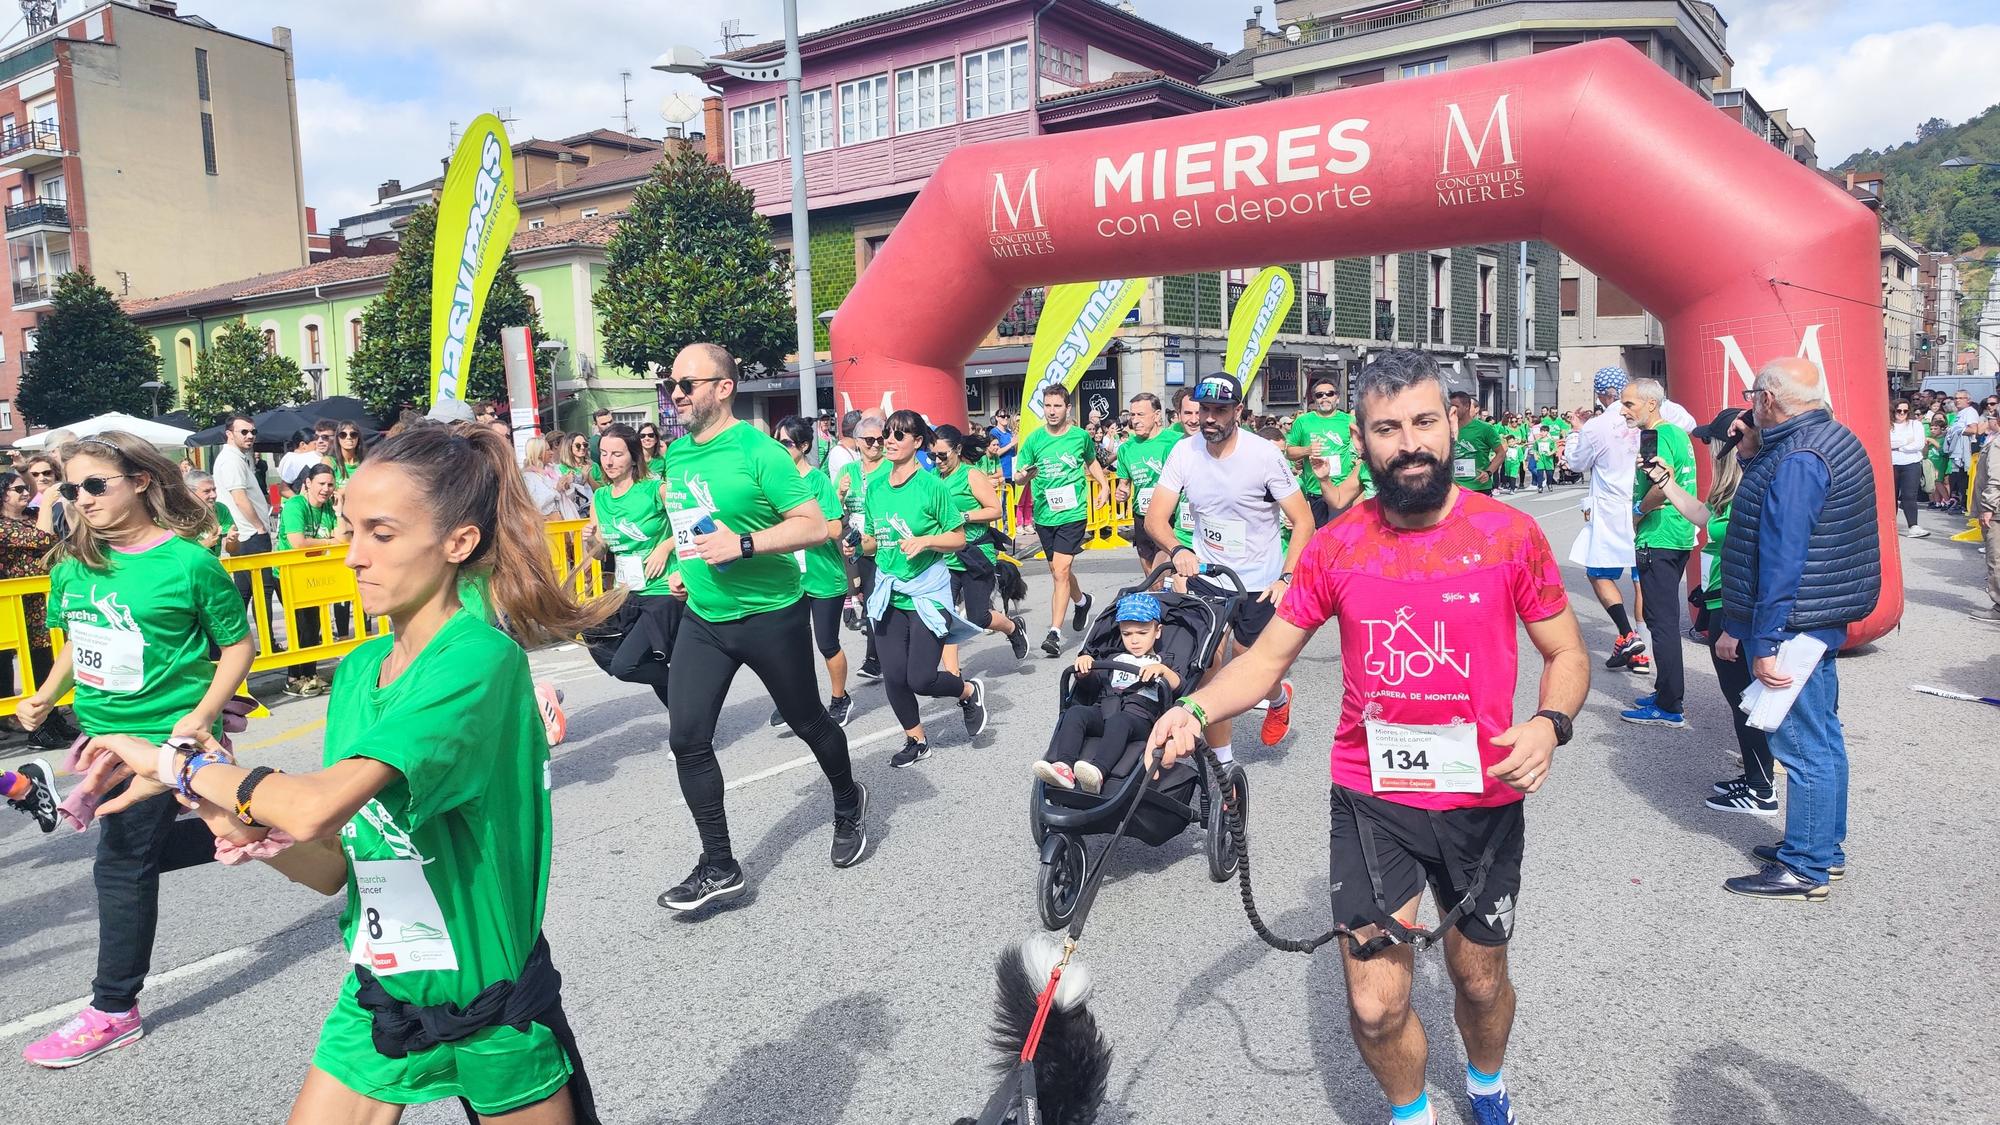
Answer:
[{"xmin": 352, "ymin": 935, "xmax": 601, "ymax": 1125}]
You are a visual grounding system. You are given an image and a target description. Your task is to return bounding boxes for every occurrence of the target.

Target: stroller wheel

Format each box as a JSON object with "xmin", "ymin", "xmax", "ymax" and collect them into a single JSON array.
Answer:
[
  {"xmin": 1039, "ymin": 833, "xmax": 1086, "ymax": 931},
  {"xmin": 1029, "ymin": 782, "xmax": 1048, "ymax": 848},
  {"xmin": 1205, "ymin": 764, "xmax": 1244, "ymax": 883}
]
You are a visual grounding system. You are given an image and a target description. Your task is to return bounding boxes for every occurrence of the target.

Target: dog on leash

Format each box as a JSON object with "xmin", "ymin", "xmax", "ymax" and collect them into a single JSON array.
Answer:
[{"xmin": 955, "ymin": 934, "xmax": 1112, "ymax": 1125}]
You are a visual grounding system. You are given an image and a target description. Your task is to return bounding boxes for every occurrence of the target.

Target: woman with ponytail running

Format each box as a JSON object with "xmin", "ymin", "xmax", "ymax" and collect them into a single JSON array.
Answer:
[
  {"xmin": 775, "ymin": 415, "xmax": 856, "ymax": 728},
  {"xmin": 581, "ymin": 422, "xmax": 679, "ymax": 699},
  {"xmin": 18, "ymin": 433, "xmax": 253, "ymax": 1069},
  {"xmin": 82, "ymin": 424, "xmax": 615, "ymax": 1121}
]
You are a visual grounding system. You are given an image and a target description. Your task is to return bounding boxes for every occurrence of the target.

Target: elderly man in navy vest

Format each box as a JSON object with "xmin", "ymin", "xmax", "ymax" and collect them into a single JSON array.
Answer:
[{"xmin": 1714, "ymin": 356, "xmax": 1880, "ymax": 902}]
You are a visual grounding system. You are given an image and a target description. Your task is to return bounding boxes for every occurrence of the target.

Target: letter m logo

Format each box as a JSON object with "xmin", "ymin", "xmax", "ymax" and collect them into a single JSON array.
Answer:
[
  {"xmin": 990, "ymin": 169, "xmax": 1044, "ymax": 233},
  {"xmin": 1703, "ymin": 309, "xmax": 1839, "ymax": 412},
  {"xmin": 1441, "ymin": 94, "xmax": 1517, "ymax": 174}
]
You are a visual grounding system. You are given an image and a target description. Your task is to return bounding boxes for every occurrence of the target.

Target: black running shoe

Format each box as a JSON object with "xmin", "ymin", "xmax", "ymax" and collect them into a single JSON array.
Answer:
[
  {"xmin": 961, "ymin": 678, "xmax": 988, "ymax": 737},
  {"xmin": 1008, "ymin": 615, "xmax": 1030, "ymax": 660},
  {"xmin": 1605, "ymin": 631, "xmax": 1646, "ymax": 669},
  {"xmin": 857, "ymin": 658, "xmax": 883, "ymax": 682},
  {"xmin": 657, "ymin": 856, "xmax": 746, "ymax": 911},
  {"xmin": 767, "ymin": 706, "xmax": 785, "ymax": 727},
  {"xmin": 1752, "ymin": 844, "xmax": 1844, "ymax": 881},
  {"xmin": 1041, "ymin": 629, "xmax": 1062, "ymax": 657},
  {"xmin": 1071, "ymin": 593, "xmax": 1093, "ymax": 632},
  {"xmin": 827, "ymin": 694, "xmax": 855, "ymax": 728},
  {"xmin": 1704, "ymin": 786, "xmax": 1777, "ymax": 817},
  {"xmin": 7, "ymin": 758, "xmax": 60, "ymax": 834},
  {"xmin": 27, "ymin": 710, "xmax": 79, "ymax": 750},
  {"xmin": 890, "ymin": 737, "xmax": 931, "ymax": 768},
  {"xmin": 831, "ymin": 783, "xmax": 869, "ymax": 868},
  {"xmin": 1723, "ymin": 863, "xmax": 1828, "ymax": 902}
]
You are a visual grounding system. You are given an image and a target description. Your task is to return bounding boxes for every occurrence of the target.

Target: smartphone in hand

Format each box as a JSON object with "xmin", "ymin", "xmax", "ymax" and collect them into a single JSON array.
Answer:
[{"xmin": 1638, "ymin": 428, "xmax": 1659, "ymax": 464}]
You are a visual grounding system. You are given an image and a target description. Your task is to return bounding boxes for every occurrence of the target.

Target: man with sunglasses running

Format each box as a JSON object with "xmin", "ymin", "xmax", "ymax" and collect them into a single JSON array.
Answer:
[
  {"xmin": 654, "ymin": 343, "xmax": 871, "ymax": 911},
  {"xmin": 1145, "ymin": 373, "xmax": 1314, "ymax": 754},
  {"xmin": 1149, "ymin": 350, "xmax": 1589, "ymax": 1125},
  {"xmin": 1286, "ymin": 373, "xmax": 1362, "ymax": 527}
]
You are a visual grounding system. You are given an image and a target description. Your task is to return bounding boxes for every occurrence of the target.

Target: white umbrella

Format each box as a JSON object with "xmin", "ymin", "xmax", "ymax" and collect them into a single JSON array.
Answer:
[{"xmin": 12, "ymin": 412, "xmax": 195, "ymax": 451}]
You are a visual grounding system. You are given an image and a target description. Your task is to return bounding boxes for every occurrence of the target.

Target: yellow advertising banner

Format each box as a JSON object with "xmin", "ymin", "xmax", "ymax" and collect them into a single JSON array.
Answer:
[
  {"xmin": 429, "ymin": 113, "xmax": 519, "ymax": 406},
  {"xmin": 1018, "ymin": 278, "xmax": 1148, "ymax": 443},
  {"xmin": 1224, "ymin": 266, "xmax": 1296, "ymax": 392}
]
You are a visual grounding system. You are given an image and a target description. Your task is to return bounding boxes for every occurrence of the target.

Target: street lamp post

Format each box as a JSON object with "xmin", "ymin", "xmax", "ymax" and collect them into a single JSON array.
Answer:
[
  {"xmin": 537, "ymin": 340, "xmax": 568, "ymax": 432},
  {"xmin": 140, "ymin": 379, "xmax": 163, "ymax": 419},
  {"xmin": 656, "ymin": 0, "xmax": 819, "ymax": 420}
]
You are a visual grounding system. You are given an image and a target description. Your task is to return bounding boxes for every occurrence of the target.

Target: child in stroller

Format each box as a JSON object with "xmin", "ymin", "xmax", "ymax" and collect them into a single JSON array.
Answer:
[{"xmin": 1033, "ymin": 593, "xmax": 1186, "ymax": 794}]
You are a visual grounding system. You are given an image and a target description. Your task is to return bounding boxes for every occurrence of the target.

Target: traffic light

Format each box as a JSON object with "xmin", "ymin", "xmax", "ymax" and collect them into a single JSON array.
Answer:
[{"xmin": 1918, "ymin": 333, "xmax": 1931, "ymax": 353}]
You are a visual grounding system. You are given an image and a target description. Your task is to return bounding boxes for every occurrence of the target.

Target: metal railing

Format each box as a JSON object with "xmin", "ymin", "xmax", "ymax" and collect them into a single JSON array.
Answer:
[
  {"xmin": 1300, "ymin": 0, "xmax": 1507, "ymax": 44},
  {"xmin": 11, "ymin": 275, "xmax": 54, "ymax": 306},
  {"xmin": 0, "ymin": 121, "xmax": 60, "ymax": 157},
  {"xmin": 0, "ymin": 520, "xmax": 606, "ymax": 716},
  {"xmin": 3, "ymin": 199, "xmax": 67, "ymax": 231},
  {"xmin": 1429, "ymin": 306, "xmax": 1447, "ymax": 343},
  {"xmin": 1479, "ymin": 311, "xmax": 1493, "ymax": 346}
]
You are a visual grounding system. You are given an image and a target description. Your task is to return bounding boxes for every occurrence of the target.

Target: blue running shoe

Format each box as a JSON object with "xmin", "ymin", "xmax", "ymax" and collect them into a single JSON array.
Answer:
[
  {"xmin": 1469, "ymin": 1089, "xmax": 1517, "ymax": 1125},
  {"xmin": 1619, "ymin": 702, "xmax": 1687, "ymax": 728},
  {"xmin": 1633, "ymin": 692, "xmax": 1656, "ymax": 709}
]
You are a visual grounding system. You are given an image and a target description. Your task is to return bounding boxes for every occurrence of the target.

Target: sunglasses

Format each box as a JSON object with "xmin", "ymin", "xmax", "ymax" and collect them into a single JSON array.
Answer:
[
  {"xmin": 891, "ymin": 429, "xmax": 919, "ymax": 441},
  {"xmin": 26, "ymin": 468, "xmax": 53, "ymax": 478},
  {"xmin": 672, "ymin": 376, "xmax": 726, "ymax": 396},
  {"xmin": 59, "ymin": 474, "xmax": 132, "ymax": 500},
  {"xmin": 6, "ymin": 485, "xmax": 28, "ymax": 494},
  {"xmin": 1192, "ymin": 381, "xmax": 1238, "ymax": 404},
  {"xmin": 1895, "ymin": 408, "xmax": 1909, "ymax": 414},
  {"xmin": 339, "ymin": 430, "xmax": 360, "ymax": 438},
  {"xmin": 859, "ymin": 436, "xmax": 884, "ymax": 447},
  {"xmin": 1311, "ymin": 390, "xmax": 1338, "ymax": 399},
  {"xmin": 234, "ymin": 428, "xmax": 258, "ymax": 437}
]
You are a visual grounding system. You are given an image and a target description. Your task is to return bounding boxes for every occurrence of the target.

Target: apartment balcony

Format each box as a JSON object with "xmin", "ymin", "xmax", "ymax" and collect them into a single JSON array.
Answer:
[
  {"xmin": 4, "ymin": 200, "xmax": 69, "ymax": 235},
  {"xmin": 12, "ymin": 274, "xmax": 55, "ymax": 308},
  {"xmin": 994, "ymin": 286, "xmax": 1046, "ymax": 338},
  {"xmin": 0, "ymin": 123, "xmax": 63, "ymax": 173}
]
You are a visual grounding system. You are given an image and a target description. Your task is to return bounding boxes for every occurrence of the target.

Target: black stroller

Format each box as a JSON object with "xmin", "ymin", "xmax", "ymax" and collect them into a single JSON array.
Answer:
[{"xmin": 1028, "ymin": 562, "xmax": 1250, "ymax": 930}]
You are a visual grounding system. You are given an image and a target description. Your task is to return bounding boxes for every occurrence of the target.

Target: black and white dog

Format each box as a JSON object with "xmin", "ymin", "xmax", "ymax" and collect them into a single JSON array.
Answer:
[{"xmin": 956, "ymin": 934, "xmax": 1112, "ymax": 1125}]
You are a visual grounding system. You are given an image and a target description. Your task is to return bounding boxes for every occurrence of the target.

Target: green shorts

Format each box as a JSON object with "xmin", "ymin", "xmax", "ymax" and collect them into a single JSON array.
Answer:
[{"xmin": 312, "ymin": 974, "xmax": 573, "ymax": 1115}]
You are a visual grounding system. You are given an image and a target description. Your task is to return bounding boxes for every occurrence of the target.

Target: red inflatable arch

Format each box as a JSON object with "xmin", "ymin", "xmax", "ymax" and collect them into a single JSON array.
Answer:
[{"xmin": 830, "ymin": 40, "xmax": 1901, "ymax": 645}]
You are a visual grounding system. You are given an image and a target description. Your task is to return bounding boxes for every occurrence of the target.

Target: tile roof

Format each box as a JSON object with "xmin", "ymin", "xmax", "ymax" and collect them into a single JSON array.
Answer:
[
  {"xmin": 517, "ymin": 149, "xmax": 667, "ymax": 203},
  {"xmin": 558, "ymin": 128, "xmax": 661, "ymax": 151},
  {"xmin": 124, "ymin": 214, "xmax": 622, "ymax": 319}
]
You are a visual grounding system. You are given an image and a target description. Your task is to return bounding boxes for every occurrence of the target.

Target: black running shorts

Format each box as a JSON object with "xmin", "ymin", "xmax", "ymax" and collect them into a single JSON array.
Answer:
[
  {"xmin": 1327, "ymin": 784, "xmax": 1525, "ymax": 947},
  {"xmin": 1188, "ymin": 575, "xmax": 1278, "ymax": 648},
  {"xmin": 1036, "ymin": 519, "xmax": 1087, "ymax": 559}
]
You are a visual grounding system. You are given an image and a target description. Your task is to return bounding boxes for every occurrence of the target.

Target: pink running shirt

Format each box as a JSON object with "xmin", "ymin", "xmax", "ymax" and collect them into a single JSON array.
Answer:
[{"xmin": 1276, "ymin": 489, "xmax": 1568, "ymax": 810}]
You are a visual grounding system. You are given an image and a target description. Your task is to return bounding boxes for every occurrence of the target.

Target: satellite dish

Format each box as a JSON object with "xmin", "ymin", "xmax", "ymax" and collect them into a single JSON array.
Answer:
[
  {"xmin": 662, "ymin": 92, "xmax": 701, "ymax": 125},
  {"xmin": 1283, "ymin": 23, "xmax": 1302, "ymax": 43}
]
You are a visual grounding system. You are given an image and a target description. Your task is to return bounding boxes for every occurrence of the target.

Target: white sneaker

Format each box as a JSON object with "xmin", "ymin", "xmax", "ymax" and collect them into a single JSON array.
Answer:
[{"xmin": 1904, "ymin": 526, "xmax": 1931, "ymax": 538}]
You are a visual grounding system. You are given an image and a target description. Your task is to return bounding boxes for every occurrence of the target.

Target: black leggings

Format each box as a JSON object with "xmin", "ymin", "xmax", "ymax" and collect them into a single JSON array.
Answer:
[
  {"xmin": 856, "ymin": 556, "xmax": 879, "ymax": 665},
  {"xmin": 666, "ymin": 600, "xmax": 858, "ymax": 865},
  {"xmin": 1706, "ymin": 619, "xmax": 1774, "ymax": 789},
  {"xmin": 1892, "ymin": 461, "xmax": 1923, "ymax": 527},
  {"xmin": 876, "ymin": 605, "xmax": 964, "ymax": 729},
  {"xmin": 1048, "ymin": 701, "xmax": 1156, "ymax": 773},
  {"xmin": 94, "ymin": 784, "xmax": 218, "ymax": 1011},
  {"xmin": 808, "ymin": 594, "xmax": 842, "ymax": 660}
]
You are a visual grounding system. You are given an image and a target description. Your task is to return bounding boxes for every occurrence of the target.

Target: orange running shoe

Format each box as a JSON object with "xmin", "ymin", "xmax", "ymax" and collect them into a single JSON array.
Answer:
[
  {"xmin": 535, "ymin": 681, "xmax": 568, "ymax": 746},
  {"xmin": 1260, "ymin": 679, "xmax": 1294, "ymax": 746}
]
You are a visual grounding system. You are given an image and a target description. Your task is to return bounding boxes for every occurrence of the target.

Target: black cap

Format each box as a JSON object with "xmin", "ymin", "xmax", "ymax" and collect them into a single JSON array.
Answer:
[
  {"xmin": 1690, "ymin": 406, "xmax": 1747, "ymax": 445},
  {"xmin": 1191, "ymin": 372, "xmax": 1244, "ymax": 405}
]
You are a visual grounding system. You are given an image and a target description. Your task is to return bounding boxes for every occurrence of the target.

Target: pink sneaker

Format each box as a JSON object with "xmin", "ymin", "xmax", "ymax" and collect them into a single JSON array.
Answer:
[
  {"xmin": 23, "ymin": 1005, "xmax": 143, "ymax": 1068},
  {"xmin": 535, "ymin": 682, "xmax": 567, "ymax": 746},
  {"xmin": 1032, "ymin": 760, "xmax": 1077, "ymax": 789}
]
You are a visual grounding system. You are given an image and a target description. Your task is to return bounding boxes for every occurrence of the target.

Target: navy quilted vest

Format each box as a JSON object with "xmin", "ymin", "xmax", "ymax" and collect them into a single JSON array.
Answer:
[{"xmin": 1721, "ymin": 409, "xmax": 1880, "ymax": 632}]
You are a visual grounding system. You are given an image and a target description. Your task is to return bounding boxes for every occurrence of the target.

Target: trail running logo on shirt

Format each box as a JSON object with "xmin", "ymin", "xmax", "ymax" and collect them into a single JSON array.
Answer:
[
  {"xmin": 611, "ymin": 518, "xmax": 650, "ymax": 546},
  {"xmin": 345, "ymin": 799, "xmax": 432, "ymax": 865},
  {"xmin": 1362, "ymin": 606, "xmax": 1471, "ymax": 686},
  {"xmin": 61, "ymin": 585, "xmax": 143, "ymax": 634},
  {"xmin": 681, "ymin": 474, "xmax": 717, "ymax": 514}
]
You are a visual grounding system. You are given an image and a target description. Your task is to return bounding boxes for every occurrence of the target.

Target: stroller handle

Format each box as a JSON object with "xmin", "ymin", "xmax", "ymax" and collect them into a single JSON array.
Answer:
[{"xmin": 1133, "ymin": 558, "xmax": 1249, "ymax": 597}]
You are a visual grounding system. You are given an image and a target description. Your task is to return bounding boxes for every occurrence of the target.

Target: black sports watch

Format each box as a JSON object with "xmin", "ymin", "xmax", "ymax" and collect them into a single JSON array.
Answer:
[
  {"xmin": 738, "ymin": 533, "xmax": 757, "ymax": 560},
  {"xmin": 1533, "ymin": 709, "xmax": 1573, "ymax": 746}
]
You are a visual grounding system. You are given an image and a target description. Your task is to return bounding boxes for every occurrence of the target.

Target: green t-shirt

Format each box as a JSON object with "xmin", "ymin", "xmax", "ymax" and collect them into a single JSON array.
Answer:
[
  {"xmin": 1548, "ymin": 416, "xmax": 1573, "ymax": 436},
  {"xmin": 837, "ymin": 459, "xmax": 871, "ymax": 524},
  {"xmin": 592, "ymin": 480, "xmax": 676, "ymax": 596},
  {"xmin": 47, "ymin": 534, "xmax": 248, "ymax": 742},
  {"xmin": 276, "ymin": 494, "xmax": 338, "ymax": 551},
  {"xmin": 976, "ymin": 455, "xmax": 1001, "ymax": 478},
  {"xmin": 1452, "ymin": 418, "xmax": 1503, "ymax": 491},
  {"xmin": 1284, "ymin": 410, "xmax": 1358, "ymax": 496},
  {"xmin": 1633, "ymin": 423, "xmax": 1699, "ymax": 551},
  {"xmin": 863, "ymin": 463, "xmax": 964, "ymax": 609},
  {"xmin": 1018, "ymin": 424, "xmax": 1096, "ymax": 527},
  {"xmin": 332, "ymin": 459, "xmax": 359, "ymax": 486},
  {"xmin": 312, "ymin": 609, "xmax": 566, "ymax": 1113},
  {"xmin": 1115, "ymin": 427, "xmax": 1180, "ymax": 519},
  {"xmin": 799, "ymin": 468, "xmax": 848, "ymax": 599},
  {"xmin": 645, "ymin": 455, "xmax": 668, "ymax": 478},
  {"xmin": 938, "ymin": 464, "xmax": 996, "ymax": 568},
  {"xmin": 658, "ymin": 422, "xmax": 814, "ymax": 623},
  {"xmin": 1503, "ymin": 427, "xmax": 1525, "ymax": 468},
  {"xmin": 209, "ymin": 502, "xmax": 235, "ymax": 556},
  {"xmin": 1532, "ymin": 433, "xmax": 1557, "ymax": 469},
  {"xmin": 1700, "ymin": 502, "xmax": 1730, "ymax": 610}
]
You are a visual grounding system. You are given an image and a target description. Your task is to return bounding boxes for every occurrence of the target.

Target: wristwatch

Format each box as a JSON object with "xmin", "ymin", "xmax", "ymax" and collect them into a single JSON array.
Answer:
[
  {"xmin": 1532, "ymin": 709, "xmax": 1573, "ymax": 746},
  {"xmin": 738, "ymin": 533, "xmax": 756, "ymax": 559}
]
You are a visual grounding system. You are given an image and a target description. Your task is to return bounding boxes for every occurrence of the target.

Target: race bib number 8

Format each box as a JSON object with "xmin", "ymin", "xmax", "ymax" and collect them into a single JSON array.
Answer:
[
  {"xmin": 1365, "ymin": 720, "xmax": 1483, "ymax": 794},
  {"xmin": 347, "ymin": 858, "xmax": 459, "ymax": 976}
]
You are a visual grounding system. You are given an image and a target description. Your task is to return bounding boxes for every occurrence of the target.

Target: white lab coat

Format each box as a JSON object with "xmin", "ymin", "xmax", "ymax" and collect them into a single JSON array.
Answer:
[{"xmin": 1562, "ymin": 408, "xmax": 1638, "ymax": 570}]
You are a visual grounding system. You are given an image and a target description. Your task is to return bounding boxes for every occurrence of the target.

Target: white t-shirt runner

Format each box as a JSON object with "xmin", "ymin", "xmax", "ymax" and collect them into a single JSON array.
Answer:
[{"xmin": 1155, "ymin": 429, "xmax": 1299, "ymax": 590}]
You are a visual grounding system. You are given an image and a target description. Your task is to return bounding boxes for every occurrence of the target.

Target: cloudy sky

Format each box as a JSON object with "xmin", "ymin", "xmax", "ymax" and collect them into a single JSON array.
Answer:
[{"xmin": 120, "ymin": 0, "xmax": 2000, "ymax": 226}]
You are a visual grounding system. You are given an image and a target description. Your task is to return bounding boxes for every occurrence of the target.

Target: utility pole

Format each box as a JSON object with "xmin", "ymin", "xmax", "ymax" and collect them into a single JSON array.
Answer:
[{"xmin": 1515, "ymin": 241, "xmax": 1529, "ymax": 415}]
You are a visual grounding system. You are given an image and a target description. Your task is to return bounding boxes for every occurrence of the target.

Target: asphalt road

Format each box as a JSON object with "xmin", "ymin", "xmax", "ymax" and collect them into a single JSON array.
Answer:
[{"xmin": 2, "ymin": 487, "xmax": 1994, "ymax": 1124}]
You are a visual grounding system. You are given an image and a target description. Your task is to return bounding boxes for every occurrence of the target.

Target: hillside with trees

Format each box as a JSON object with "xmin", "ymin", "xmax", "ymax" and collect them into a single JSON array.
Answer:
[{"xmin": 1837, "ymin": 104, "xmax": 2000, "ymax": 251}]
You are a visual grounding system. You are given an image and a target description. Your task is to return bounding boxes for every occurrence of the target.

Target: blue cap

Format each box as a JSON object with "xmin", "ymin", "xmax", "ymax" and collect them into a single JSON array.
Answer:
[
  {"xmin": 1114, "ymin": 593, "xmax": 1163, "ymax": 623},
  {"xmin": 1592, "ymin": 367, "xmax": 1629, "ymax": 396}
]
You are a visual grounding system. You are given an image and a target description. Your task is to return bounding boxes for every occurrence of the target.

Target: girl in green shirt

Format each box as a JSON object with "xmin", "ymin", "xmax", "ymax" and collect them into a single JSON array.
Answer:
[
  {"xmin": 638, "ymin": 422, "xmax": 669, "ymax": 478},
  {"xmin": 777, "ymin": 416, "xmax": 856, "ymax": 728},
  {"xmin": 331, "ymin": 423, "xmax": 367, "ymax": 488},
  {"xmin": 18, "ymin": 432, "xmax": 253, "ymax": 1072},
  {"xmin": 82, "ymin": 423, "xmax": 619, "ymax": 1120},
  {"xmin": 930, "ymin": 425, "xmax": 1028, "ymax": 676},
  {"xmin": 277, "ymin": 463, "xmax": 343, "ymax": 696},
  {"xmin": 584, "ymin": 423, "xmax": 679, "ymax": 705}
]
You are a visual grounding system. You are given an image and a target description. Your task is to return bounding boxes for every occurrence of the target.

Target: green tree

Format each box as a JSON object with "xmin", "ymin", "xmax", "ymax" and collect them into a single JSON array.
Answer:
[
  {"xmin": 178, "ymin": 317, "xmax": 308, "ymax": 425},
  {"xmin": 17, "ymin": 271, "xmax": 159, "ymax": 427},
  {"xmin": 1959, "ymin": 231, "xmax": 1982, "ymax": 253},
  {"xmin": 347, "ymin": 204, "xmax": 544, "ymax": 418},
  {"xmin": 596, "ymin": 143, "xmax": 793, "ymax": 376}
]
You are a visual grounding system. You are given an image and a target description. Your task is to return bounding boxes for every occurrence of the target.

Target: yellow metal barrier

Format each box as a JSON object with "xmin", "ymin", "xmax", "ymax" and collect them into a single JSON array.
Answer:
[
  {"xmin": 1952, "ymin": 452, "xmax": 1984, "ymax": 544},
  {"xmin": 0, "ymin": 521, "xmax": 606, "ymax": 717}
]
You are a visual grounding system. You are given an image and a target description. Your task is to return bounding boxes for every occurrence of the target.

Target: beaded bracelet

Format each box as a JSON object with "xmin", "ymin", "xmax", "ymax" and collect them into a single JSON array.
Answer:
[{"xmin": 234, "ymin": 765, "xmax": 277, "ymax": 828}]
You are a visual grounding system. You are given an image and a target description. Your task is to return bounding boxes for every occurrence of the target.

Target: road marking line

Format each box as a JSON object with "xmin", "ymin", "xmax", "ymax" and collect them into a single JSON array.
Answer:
[
  {"xmin": 722, "ymin": 713, "xmax": 953, "ymax": 792},
  {"xmin": 0, "ymin": 946, "xmax": 255, "ymax": 1039},
  {"xmin": 236, "ymin": 718, "xmax": 326, "ymax": 753}
]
